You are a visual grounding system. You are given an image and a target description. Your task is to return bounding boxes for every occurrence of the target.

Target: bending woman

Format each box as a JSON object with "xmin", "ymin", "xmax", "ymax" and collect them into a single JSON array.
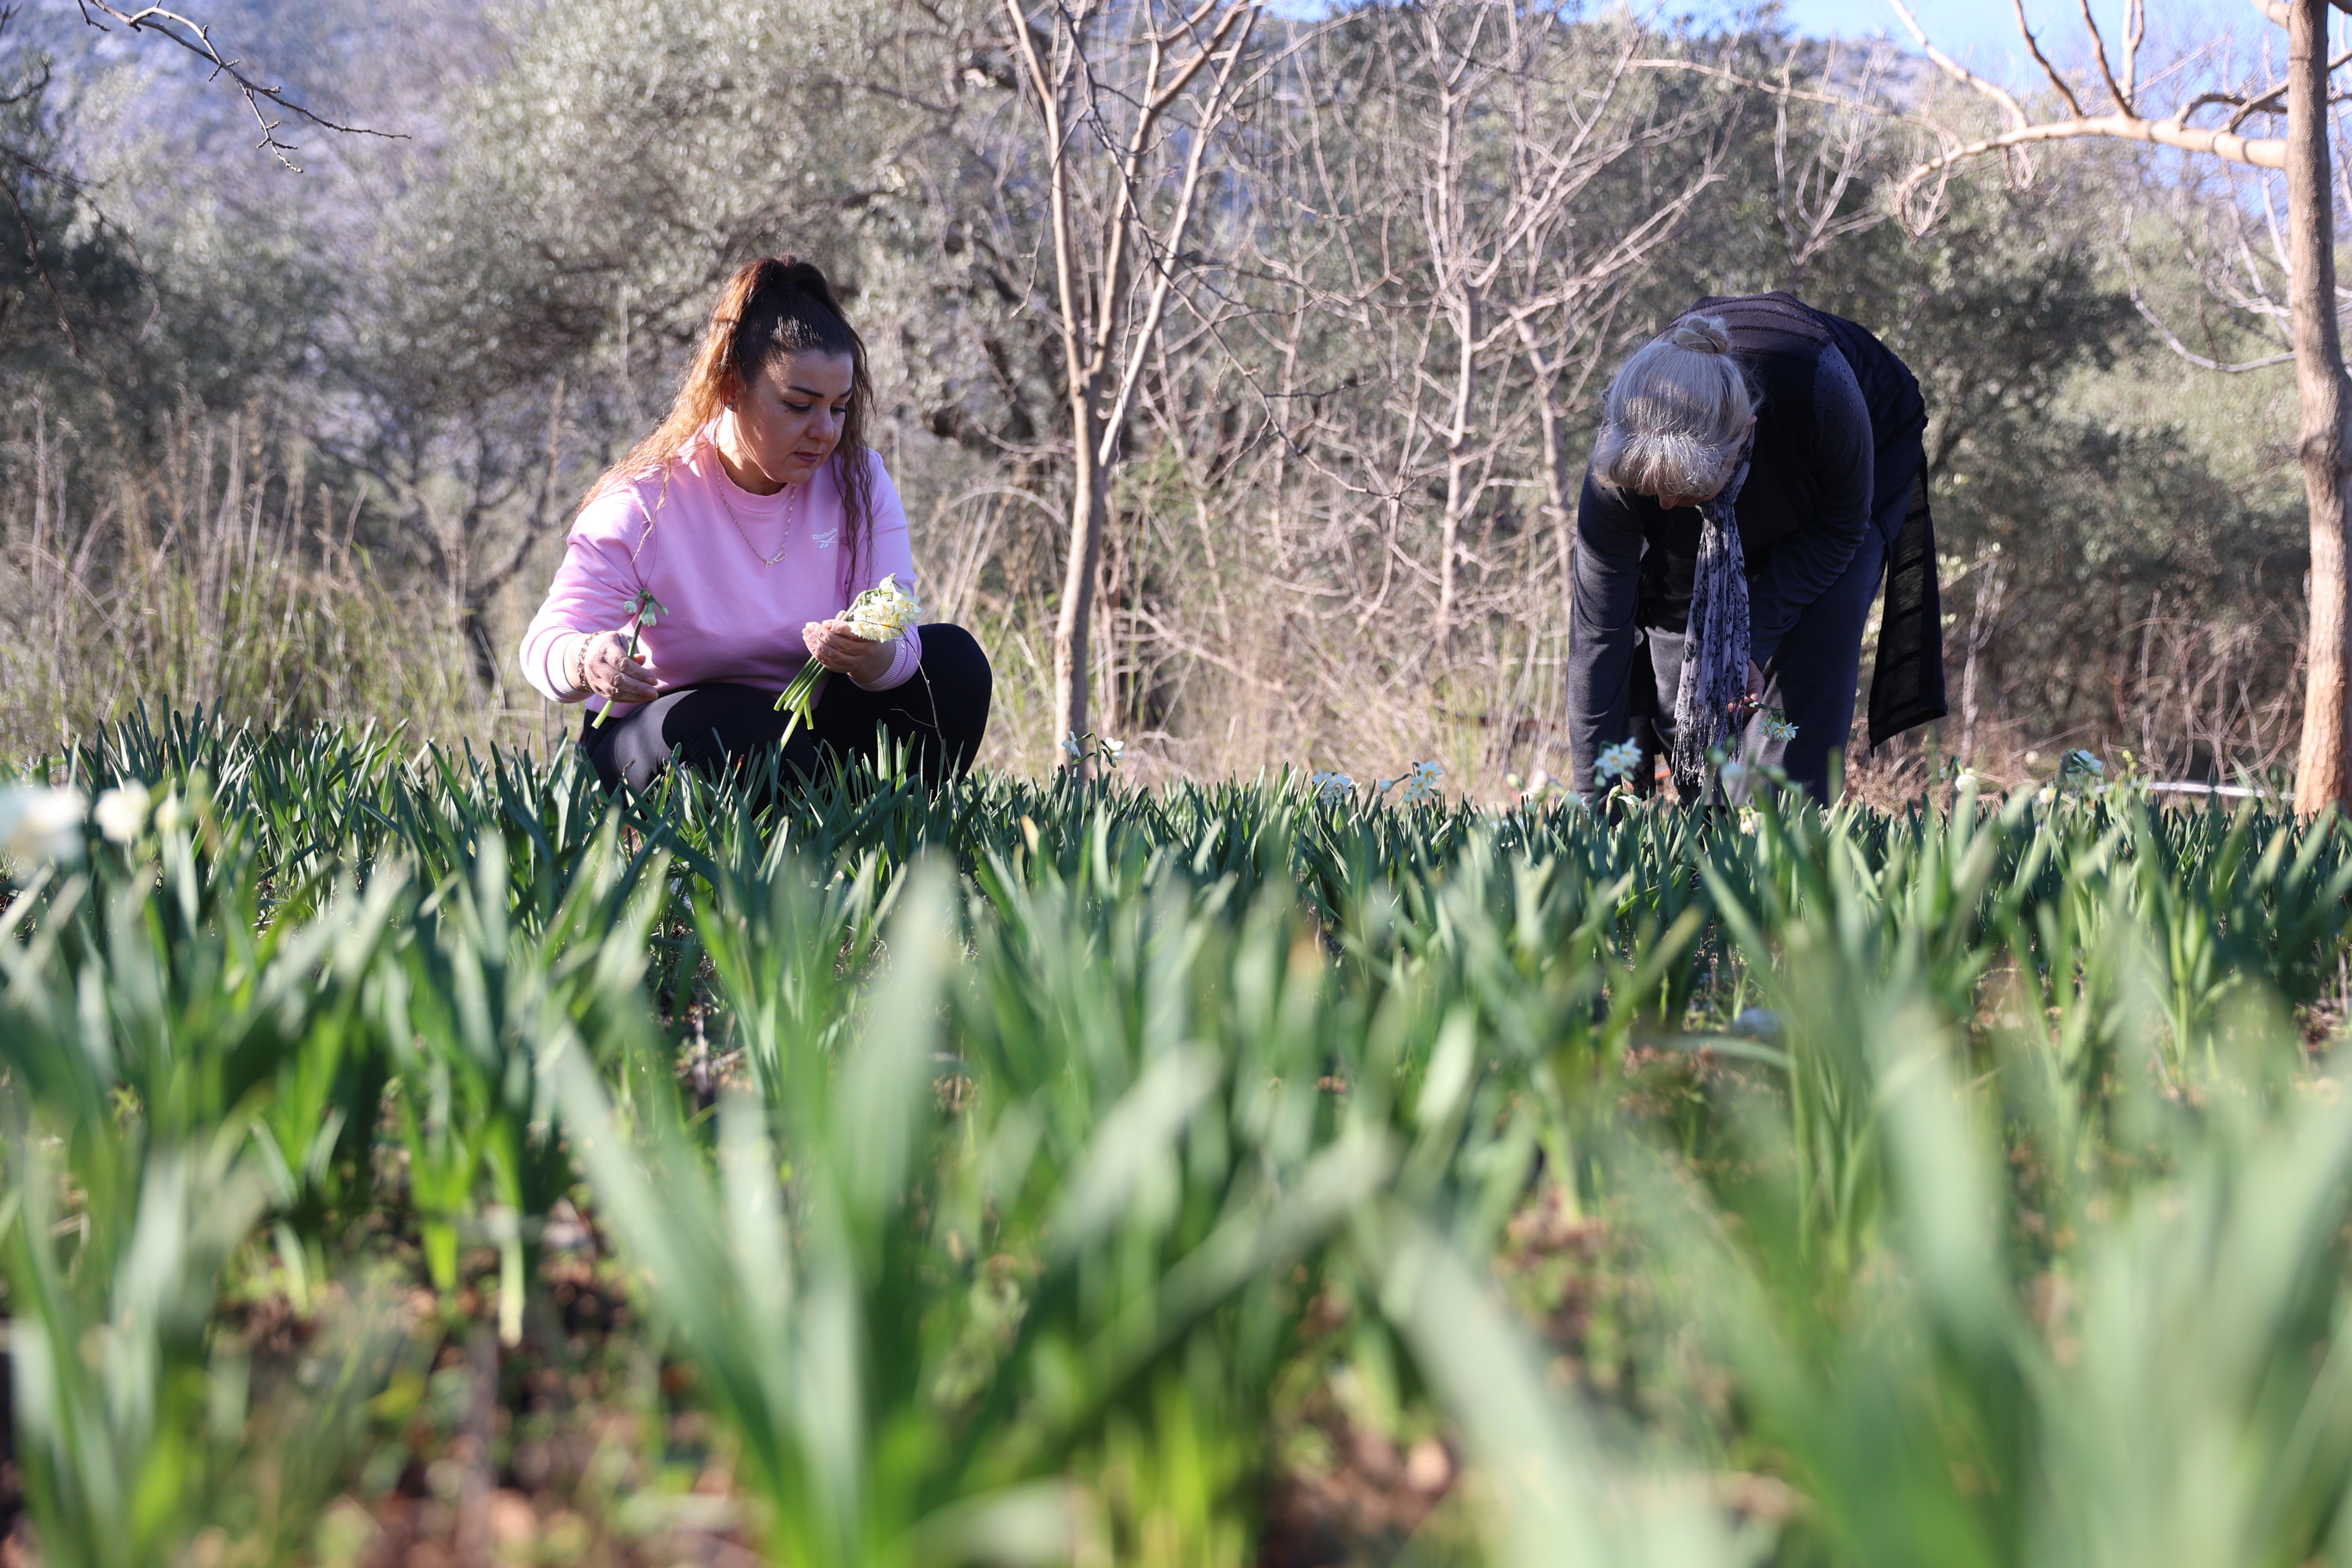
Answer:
[
  {"xmin": 1565, "ymin": 292, "xmax": 1945, "ymax": 804},
  {"xmin": 521, "ymin": 257, "xmax": 991, "ymax": 793}
]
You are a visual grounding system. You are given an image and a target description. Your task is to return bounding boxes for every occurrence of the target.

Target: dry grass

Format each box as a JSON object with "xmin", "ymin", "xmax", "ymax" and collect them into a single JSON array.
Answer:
[{"xmin": 6, "ymin": 405, "xmax": 2307, "ymax": 802}]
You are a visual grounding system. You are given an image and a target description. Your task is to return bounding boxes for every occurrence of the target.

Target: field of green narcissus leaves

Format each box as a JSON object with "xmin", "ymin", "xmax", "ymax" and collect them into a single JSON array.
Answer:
[{"xmin": 3, "ymin": 710, "xmax": 2352, "ymax": 1568}]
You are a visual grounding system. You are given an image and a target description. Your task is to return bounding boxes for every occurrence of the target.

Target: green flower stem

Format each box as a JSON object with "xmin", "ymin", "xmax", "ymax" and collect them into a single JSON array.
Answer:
[
  {"xmin": 590, "ymin": 591, "xmax": 665, "ymax": 731},
  {"xmin": 773, "ymin": 659, "xmax": 830, "ymax": 743}
]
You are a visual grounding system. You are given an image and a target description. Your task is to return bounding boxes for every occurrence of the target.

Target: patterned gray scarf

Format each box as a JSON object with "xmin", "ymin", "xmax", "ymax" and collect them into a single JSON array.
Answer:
[{"xmin": 1669, "ymin": 450, "xmax": 1752, "ymax": 799}]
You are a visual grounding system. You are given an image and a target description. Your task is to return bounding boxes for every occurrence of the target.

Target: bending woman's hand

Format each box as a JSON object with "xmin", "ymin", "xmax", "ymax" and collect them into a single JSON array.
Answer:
[
  {"xmin": 578, "ymin": 630, "xmax": 658, "ymax": 705},
  {"xmin": 803, "ymin": 619, "xmax": 897, "ymax": 686}
]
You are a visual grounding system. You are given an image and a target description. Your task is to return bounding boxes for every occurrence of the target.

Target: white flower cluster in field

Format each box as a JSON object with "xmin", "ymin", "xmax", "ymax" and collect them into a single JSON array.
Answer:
[
  {"xmin": 1394, "ymin": 759, "xmax": 1443, "ymax": 805},
  {"xmin": 2, "ymin": 781, "xmax": 195, "ymax": 874},
  {"xmin": 1061, "ymin": 731, "xmax": 1124, "ymax": 769},
  {"xmin": 846, "ymin": 573, "xmax": 922, "ymax": 642},
  {"xmin": 1305, "ymin": 760, "xmax": 1443, "ymax": 808},
  {"xmin": 2, "ymin": 779, "xmax": 203, "ymax": 872},
  {"xmin": 1, "ymin": 784, "xmax": 85, "ymax": 867},
  {"xmin": 1595, "ymin": 739, "xmax": 1644, "ymax": 786}
]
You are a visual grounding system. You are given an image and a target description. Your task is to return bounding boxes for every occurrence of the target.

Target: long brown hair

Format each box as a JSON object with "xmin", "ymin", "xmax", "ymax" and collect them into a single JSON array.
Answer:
[{"xmin": 585, "ymin": 255, "xmax": 876, "ymax": 572}]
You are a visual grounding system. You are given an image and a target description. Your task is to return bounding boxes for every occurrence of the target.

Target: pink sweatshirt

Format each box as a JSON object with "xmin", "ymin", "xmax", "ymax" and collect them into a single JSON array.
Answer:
[{"xmin": 520, "ymin": 433, "xmax": 922, "ymax": 717}]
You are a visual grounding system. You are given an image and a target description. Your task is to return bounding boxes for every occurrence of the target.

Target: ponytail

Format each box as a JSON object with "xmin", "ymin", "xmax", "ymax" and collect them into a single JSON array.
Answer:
[{"xmin": 583, "ymin": 255, "xmax": 876, "ymax": 571}]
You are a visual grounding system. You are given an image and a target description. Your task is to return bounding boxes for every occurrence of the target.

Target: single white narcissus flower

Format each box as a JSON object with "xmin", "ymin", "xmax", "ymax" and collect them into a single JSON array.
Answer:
[
  {"xmin": 1099, "ymin": 736, "xmax": 1125, "ymax": 767},
  {"xmin": 1595, "ymin": 739, "xmax": 1643, "ymax": 785},
  {"xmin": 93, "ymin": 781, "xmax": 152, "ymax": 843},
  {"xmin": 0, "ymin": 784, "xmax": 88, "ymax": 867},
  {"xmin": 1061, "ymin": 732, "xmax": 1086, "ymax": 761},
  {"xmin": 153, "ymin": 792, "xmax": 189, "ymax": 835}
]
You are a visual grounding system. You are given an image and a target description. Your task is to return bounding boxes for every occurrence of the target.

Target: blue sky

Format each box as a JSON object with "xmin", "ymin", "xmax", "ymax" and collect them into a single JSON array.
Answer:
[
  {"xmin": 1777, "ymin": 1, "xmax": 2274, "ymax": 76},
  {"xmin": 1778, "ymin": 0, "xmax": 2024, "ymax": 61}
]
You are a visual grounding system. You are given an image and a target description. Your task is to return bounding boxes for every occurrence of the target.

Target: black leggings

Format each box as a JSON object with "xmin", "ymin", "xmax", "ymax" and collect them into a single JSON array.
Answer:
[{"xmin": 581, "ymin": 622, "xmax": 992, "ymax": 793}]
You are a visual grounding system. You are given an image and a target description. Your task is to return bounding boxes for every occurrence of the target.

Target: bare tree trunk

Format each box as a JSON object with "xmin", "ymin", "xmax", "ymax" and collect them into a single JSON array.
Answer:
[
  {"xmin": 1054, "ymin": 419, "xmax": 1108, "ymax": 753},
  {"xmin": 1524, "ymin": 343, "xmax": 1576, "ymax": 637},
  {"xmin": 1890, "ymin": 0, "xmax": 2351, "ymax": 807},
  {"xmin": 1436, "ymin": 285, "xmax": 1478, "ymax": 652},
  {"xmin": 2288, "ymin": 0, "xmax": 2352, "ymax": 814}
]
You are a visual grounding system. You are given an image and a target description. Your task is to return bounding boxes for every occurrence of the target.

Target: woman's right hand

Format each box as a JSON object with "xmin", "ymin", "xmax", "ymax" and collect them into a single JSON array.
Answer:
[{"xmin": 577, "ymin": 630, "xmax": 658, "ymax": 704}]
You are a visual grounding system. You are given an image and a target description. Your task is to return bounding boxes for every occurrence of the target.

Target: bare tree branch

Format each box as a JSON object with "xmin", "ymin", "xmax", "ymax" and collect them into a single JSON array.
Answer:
[
  {"xmin": 73, "ymin": 0, "xmax": 403, "ymax": 170},
  {"xmin": 2124, "ymin": 248, "xmax": 2294, "ymax": 371}
]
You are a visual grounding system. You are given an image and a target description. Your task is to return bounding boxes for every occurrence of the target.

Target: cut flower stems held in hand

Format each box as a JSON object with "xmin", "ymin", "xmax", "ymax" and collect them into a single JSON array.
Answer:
[
  {"xmin": 773, "ymin": 573, "xmax": 921, "ymax": 744},
  {"xmin": 590, "ymin": 590, "xmax": 669, "ymax": 731}
]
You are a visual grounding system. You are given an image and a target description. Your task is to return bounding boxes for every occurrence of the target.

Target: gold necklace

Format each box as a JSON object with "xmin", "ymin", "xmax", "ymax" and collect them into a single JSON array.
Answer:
[{"xmin": 716, "ymin": 467, "xmax": 802, "ymax": 567}]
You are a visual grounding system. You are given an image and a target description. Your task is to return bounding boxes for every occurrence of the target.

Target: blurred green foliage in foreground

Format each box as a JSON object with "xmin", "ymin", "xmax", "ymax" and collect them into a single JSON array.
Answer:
[{"xmin": 3, "ymin": 712, "xmax": 2352, "ymax": 1567}]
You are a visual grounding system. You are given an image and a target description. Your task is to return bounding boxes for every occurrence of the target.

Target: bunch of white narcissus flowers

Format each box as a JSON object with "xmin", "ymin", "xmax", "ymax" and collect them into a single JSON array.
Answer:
[
  {"xmin": 775, "ymin": 573, "xmax": 923, "ymax": 738},
  {"xmin": 845, "ymin": 573, "xmax": 922, "ymax": 642},
  {"xmin": 0, "ymin": 783, "xmax": 88, "ymax": 870},
  {"xmin": 1308, "ymin": 769, "xmax": 1354, "ymax": 805},
  {"xmin": 1758, "ymin": 709, "xmax": 1798, "ymax": 742}
]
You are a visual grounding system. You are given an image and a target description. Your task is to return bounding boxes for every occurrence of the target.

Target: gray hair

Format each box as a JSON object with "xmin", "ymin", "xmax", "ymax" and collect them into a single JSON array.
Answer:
[{"xmin": 1590, "ymin": 314, "xmax": 1756, "ymax": 497}]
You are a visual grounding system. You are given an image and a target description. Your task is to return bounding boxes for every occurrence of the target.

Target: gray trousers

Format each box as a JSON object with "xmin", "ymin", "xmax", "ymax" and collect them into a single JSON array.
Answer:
[{"xmin": 1634, "ymin": 523, "xmax": 1889, "ymax": 805}]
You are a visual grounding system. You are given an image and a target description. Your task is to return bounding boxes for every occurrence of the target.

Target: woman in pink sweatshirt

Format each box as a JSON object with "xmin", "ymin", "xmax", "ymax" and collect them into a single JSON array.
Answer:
[{"xmin": 520, "ymin": 257, "xmax": 990, "ymax": 793}]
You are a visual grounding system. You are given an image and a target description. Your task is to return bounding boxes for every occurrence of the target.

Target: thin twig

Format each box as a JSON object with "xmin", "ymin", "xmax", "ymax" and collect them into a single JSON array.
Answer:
[{"xmin": 72, "ymin": 0, "xmax": 402, "ymax": 170}]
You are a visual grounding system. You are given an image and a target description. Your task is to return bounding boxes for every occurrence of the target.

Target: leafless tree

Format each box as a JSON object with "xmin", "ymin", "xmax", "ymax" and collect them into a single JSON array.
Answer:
[
  {"xmin": 998, "ymin": 0, "xmax": 1259, "ymax": 769},
  {"xmin": 1889, "ymin": 0, "xmax": 2352, "ymax": 815},
  {"xmin": 1381, "ymin": 4, "xmax": 1731, "ymax": 652}
]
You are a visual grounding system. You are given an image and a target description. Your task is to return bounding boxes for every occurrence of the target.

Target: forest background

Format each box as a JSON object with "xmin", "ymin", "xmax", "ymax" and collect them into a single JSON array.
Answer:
[{"xmin": 0, "ymin": 0, "xmax": 2316, "ymax": 797}]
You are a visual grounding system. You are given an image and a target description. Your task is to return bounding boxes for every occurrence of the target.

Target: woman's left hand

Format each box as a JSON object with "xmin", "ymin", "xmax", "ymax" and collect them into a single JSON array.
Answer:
[{"xmin": 804, "ymin": 619, "xmax": 897, "ymax": 684}]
